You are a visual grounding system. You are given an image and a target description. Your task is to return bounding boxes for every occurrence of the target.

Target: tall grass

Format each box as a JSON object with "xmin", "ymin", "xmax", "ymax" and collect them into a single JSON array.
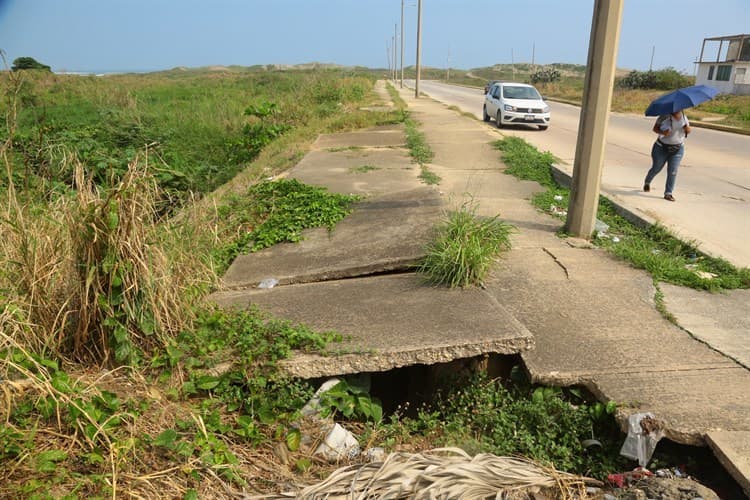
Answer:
[
  {"xmin": 0, "ymin": 68, "xmax": 396, "ymax": 365},
  {"xmin": 1, "ymin": 151, "xmax": 198, "ymax": 364}
]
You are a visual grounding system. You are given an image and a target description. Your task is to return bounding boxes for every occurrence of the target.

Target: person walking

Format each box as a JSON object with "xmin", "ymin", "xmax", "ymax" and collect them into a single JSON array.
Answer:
[{"xmin": 643, "ymin": 111, "xmax": 691, "ymax": 201}]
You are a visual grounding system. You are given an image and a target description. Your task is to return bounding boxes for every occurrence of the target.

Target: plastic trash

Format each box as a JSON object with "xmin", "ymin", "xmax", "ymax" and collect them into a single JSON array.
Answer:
[
  {"xmin": 364, "ymin": 447, "xmax": 386, "ymax": 463},
  {"xmin": 553, "ymin": 195, "xmax": 564, "ymax": 201},
  {"xmin": 612, "ymin": 236, "xmax": 620, "ymax": 243},
  {"xmin": 594, "ymin": 219, "xmax": 610, "ymax": 234},
  {"xmin": 314, "ymin": 423, "xmax": 360, "ymax": 462},
  {"xmin": 301, "ymin": 378, "xmax": 341, "ymax": 417},
  {"xmin": 257, "ymin": 278, "xmax": 279, "ymax": 289},
  {"xmin": 619, "ymin": 412, "xmax": 664, "ymax": 466}
]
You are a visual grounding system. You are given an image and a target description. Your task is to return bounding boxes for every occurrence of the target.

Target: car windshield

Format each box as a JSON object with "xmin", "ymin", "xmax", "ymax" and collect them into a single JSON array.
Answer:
[{"xmin": 502, "ymin": 86, "xmax": 541, "ymax": 100}]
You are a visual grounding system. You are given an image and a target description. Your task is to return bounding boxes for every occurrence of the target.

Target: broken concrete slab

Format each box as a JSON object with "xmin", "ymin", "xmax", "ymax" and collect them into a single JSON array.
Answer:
[
  {"xmin": 705, "ymin": 431, "xmax": 750, "ymax": 498},
  {"xmin": 220, "ymin": 187, "xmax": 444, "ymax": 289},
  {"xmin": 591, "ymin": 368, "xmax": 750, "ymax": 446},
  {"xmin": 210, "ymin": 273, "xmax": 534, "ymax": 379},
  {"xmin": 660, "ymin": 284, "xmax": 750, "ymax": 370}
]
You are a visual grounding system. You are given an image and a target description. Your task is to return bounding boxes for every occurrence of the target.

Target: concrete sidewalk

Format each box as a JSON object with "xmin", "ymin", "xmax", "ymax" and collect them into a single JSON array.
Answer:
[{"xmin": 210, "ymin": 80, "xmax": 750, "ymax": 494}]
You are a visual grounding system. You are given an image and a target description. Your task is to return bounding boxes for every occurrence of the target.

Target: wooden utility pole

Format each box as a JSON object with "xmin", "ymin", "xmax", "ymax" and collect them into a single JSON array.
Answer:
[{"xmin": 564, "ymin": 0, "xmax": 624, "ymax": 238}]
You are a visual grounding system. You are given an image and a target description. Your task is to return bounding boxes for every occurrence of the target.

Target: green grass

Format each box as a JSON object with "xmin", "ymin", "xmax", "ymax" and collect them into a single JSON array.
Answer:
[
  {"xmin": 493, "ymin": 137, "xmax": 750, "ymax": 291},
  {"xmin": 418, "ymin": 200, "xmax": 514, "ymax": 287}
]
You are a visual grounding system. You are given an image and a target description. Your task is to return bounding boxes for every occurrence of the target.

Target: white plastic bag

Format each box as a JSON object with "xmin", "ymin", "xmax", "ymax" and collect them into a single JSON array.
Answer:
[{"xmin": 619, "ymin": 412, "xmax": 664, "ymax": 466}]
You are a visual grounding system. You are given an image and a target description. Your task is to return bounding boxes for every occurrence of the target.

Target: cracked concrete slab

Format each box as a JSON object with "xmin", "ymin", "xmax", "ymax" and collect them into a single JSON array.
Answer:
[
  {"xmin": 706, "ymin": 431, "xmax": 750, "ymax": 497},
  {"xmin": 221, "ymin": 187, "xmax": 444, "ymax": 289},
  {"xmin": 592, "ymin": 368, "xmax": 750, "ymax": 446},
  {"xmin": 660, "ymin": 284, "xmax": 750, "ymax": 369},
  {"xmin": 211, "ymin": 273, "xmax": 534, "ymax": 378}
]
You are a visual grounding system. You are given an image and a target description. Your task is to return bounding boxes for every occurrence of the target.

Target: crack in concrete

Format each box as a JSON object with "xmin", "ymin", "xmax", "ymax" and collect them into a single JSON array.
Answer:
[{"xmin": 542, "ymin": 247, "xmax": 569, "ymax": 279}]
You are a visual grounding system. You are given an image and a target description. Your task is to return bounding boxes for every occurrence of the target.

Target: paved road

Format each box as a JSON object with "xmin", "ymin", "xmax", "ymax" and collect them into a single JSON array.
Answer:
[{"xmin": 408, "ymin": 80, "xmax": 750, "ymax": 268}]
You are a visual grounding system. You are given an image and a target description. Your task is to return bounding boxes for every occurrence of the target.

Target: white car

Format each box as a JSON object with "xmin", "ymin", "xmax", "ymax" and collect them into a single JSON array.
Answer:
[{"xmin": 483, "ymin": 82, "xmax": 550, "ymax": 131}]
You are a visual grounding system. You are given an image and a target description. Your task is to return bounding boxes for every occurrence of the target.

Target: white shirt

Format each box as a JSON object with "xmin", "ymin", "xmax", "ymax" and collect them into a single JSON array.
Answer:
[{"xmin": 656, "ymin": 113, "xmax": 690, "ymax": 145}]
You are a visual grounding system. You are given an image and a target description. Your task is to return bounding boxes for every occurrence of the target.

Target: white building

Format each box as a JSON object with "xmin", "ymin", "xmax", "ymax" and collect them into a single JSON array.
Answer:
[{"xmin": 695, "ymin": 34, "xmax": 750, "ymax": 95}]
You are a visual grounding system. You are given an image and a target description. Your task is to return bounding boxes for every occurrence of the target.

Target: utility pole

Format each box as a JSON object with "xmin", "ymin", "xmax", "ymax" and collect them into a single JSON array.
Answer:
[
  {"xmin": 446, "ymin": 47, "xmax": 450, "ymax": 80},
  {"xmin": 414, "ymin": 0, "xmax": 422, "ymax": 98},
  {"xmin": 386, "ymin": 40, "xmax": 392, "ymax": 78},
  {"xmin": 394, "ymin": 24, "xmax": 398, "ymax": 82},
  {"xmin": 564, "ymin": 0, "xmax": 624, "ymax": 239},
  {"xmin": 400, "ymin": 0, "xmax": 405, "ymax": 88},
  {"xmin": 532, "ymin": 43, "xmax": 536, "ymax": 69},
  {"xmin": 649, "ymin": 45, "xmax": 655, "ymax": 71}
]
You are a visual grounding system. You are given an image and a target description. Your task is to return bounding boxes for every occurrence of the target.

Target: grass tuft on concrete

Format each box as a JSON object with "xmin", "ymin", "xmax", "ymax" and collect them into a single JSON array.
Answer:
[{"xmin": 418, "ymin": 200, "xmax": 514, "ymax": 288}]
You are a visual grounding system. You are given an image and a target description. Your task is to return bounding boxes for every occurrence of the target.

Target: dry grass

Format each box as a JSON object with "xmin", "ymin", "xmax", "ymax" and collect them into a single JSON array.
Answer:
[
  {"xmin": 247, "ymin": 447, "xmax": 599, "ymax": 499},
  {"xmin": 1, "ymin": 150, "xmax": 202, "ymax": 364}
]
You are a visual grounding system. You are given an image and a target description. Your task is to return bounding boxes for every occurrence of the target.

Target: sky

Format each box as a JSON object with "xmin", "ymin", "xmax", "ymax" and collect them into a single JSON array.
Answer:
[{"xmin": 1, "ymin": 0, "xmax": 749, "ymax": 75}]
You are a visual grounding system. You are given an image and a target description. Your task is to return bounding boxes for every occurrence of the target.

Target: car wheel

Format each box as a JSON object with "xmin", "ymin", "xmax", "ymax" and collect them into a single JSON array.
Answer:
[
  {"xmin": 538, "ymin": 125, "xmax": 548, "ymax": 131},
  {"xmin": 482, "ymin": 106, "xmax": 490, "ymax": 122},
  {"xmin": 496, "ymin": 111, "xmax": 503, "ymax": 129}
]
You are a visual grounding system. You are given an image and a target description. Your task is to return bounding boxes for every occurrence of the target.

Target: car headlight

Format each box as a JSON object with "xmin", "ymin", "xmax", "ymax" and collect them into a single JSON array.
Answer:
[
  {"xmin": 504, "ymin": 104, "xmax": 516, "ymax": 112},
  {"xmin": 542, "ymin": 105, "xmax": 550, "ymax": 113}
]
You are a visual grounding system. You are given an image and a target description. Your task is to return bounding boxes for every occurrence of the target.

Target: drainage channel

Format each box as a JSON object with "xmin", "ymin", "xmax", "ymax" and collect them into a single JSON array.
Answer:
[{"xmin": 303, "ymin": 353, "xmax": 746, "ymax": 499}]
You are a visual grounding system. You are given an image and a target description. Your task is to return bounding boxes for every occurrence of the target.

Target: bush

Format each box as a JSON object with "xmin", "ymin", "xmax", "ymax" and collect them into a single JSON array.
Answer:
[
  {"xmin": 529, "ymin": 67, "xmax": 561, "ymax": 84},
  {"xmin": 617, "ymin": 68, "xmax": 691, "ymax": 90}
]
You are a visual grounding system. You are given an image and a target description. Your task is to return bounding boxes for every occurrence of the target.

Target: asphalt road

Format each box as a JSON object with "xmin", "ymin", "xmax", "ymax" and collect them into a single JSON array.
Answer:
[{"xmin": 407, "ymin": 80, "xmax": 750, "ymax": 269}]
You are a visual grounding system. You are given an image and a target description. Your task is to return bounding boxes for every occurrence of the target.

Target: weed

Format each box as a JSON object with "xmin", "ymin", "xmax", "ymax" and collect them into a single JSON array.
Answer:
[
  {"xmin": 418, "ymin": 200, "xmax": 515, "ymax": 287},
  {"xmin": 319, "ymin": 378, "xmax": 383, "ymax": 423},
  {"xmin": 380, "ymin": 372, "xmax": 627, "ymax": 479},
  {"xmin": 349, "ymin": 164, "xmax": 380, "ymax": 173},
  {"xmin": 212, "ymin": 178, "xmax": 359, "ymax": 272},
  {"xmin": 404, "ymin": 118, "xmax": 435, "ymax": 166}
]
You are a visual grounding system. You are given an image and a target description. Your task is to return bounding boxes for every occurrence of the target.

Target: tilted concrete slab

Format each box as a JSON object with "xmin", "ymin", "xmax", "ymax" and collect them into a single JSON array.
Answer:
[
  {"xmin": 705, "ymin": 431, "xmax": 750, "ymax": 497},
  {"xmin": 210, "ymin": 274, "xmax": 534, "ymax": 379},
  {"xmin": 661, "ymin": 284, "xmax": 750, "ymax": 369},
  {"xmin": 221, "ymin": 187, "xmax": 443, "ymax": 289}
]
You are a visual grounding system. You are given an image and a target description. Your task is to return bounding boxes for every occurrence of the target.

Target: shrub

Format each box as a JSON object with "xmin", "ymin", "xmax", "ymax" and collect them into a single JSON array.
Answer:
[
  {"xmin": 529, "ymin": 67, "xmax": 561, "ymax": 84},
  {"xmin": 617, "ymin": 68, "xmax": 691, "ymax": 90}
]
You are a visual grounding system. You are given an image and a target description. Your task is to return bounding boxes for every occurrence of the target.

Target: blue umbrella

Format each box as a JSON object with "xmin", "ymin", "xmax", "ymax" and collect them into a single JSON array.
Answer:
[{"xmin": 644, "ymin": 85, "xmax": 719, "ymax": 116}]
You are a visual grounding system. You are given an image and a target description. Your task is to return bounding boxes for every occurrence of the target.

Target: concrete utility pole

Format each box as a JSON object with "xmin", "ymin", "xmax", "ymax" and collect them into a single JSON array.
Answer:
[
  {"xmin": 394, "ymin": 24, "xmax": 398, "ymax": 81},
  {"xmin": 400, "ymin": 0, "xmax": 405, "ymax": 87},
  {"xmin": 446, "ymin": 47, "xmax": 450, "ymax": 80},
  {"xmin": 650, "ymin": 45, "xmax": 655, "ymax": 71},
  {"xmin": 386, "ymin": 40, "xmax": 392, "ymax": 78},
  {"xmin": 415, "ymin": 0, "xmax": 422, "ymax": 98},
  {"xmin": 564, "ymin": 0, "xmax": 624, "ymax": 238}
]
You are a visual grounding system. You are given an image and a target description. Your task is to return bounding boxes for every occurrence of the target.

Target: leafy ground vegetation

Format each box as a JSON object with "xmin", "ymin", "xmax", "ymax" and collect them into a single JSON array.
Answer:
[{"xmin": 493, "ymin": 136, "xmax": 750, "ymax": 292}]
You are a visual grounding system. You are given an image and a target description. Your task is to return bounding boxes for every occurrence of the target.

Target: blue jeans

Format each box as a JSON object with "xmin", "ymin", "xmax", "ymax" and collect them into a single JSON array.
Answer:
[{"xmin": 645, "ymin": 141, "xmax": 684, "ymax": 196}]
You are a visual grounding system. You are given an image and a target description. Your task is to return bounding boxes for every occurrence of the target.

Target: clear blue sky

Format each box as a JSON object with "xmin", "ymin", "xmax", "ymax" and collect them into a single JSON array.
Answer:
[{"xmin": 1, "ymin": 0, "xmax": 748, "ymax": 74}]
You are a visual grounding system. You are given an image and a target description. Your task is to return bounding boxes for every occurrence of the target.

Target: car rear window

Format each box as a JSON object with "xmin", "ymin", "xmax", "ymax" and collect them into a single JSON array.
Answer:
[{"xmin": 502, "ymin": 86, "xmax": 541, "ymax": 100}]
